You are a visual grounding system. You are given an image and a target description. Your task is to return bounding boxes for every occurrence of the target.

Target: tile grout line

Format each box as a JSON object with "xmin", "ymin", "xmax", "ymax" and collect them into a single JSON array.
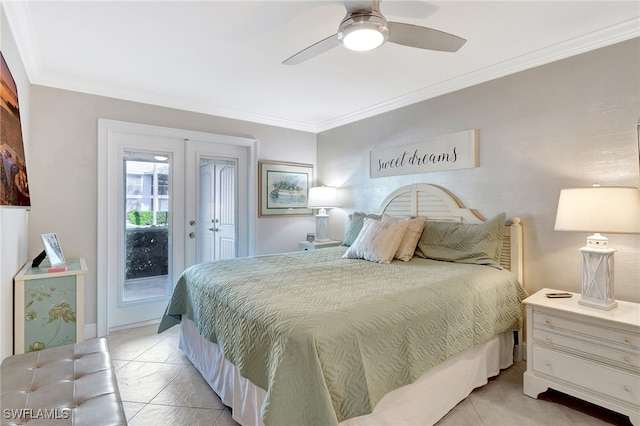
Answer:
[{"xmin": 125, "ymin": 335, "xmax": 192, "ymax": 423}]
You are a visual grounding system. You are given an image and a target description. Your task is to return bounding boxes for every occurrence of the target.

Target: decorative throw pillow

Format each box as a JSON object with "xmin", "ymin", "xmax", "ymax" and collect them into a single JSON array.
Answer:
[
  {"xmin": 341, "ymin": 212, "xmax": 382, "ymax": 246},
  {"xmin": 382, "ymin": 214, "xmax": 427, "ymax": 262},
  {"xmin": 415, "ymin": 213, "xmax": 506, "ymax": 269},
  {"xmin": 343, "ymin": 218, "xmax": 410, "ymax": 264}
]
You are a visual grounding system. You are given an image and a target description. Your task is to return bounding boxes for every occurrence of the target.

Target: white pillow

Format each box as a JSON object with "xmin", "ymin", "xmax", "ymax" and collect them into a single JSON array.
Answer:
[
  {"xmin": 382, "ymin": 215, "xmax": 427, "ymax": 262},
  {"xmin": 342, "ymin": 218, "xmax": 410, "ymax": 264}
]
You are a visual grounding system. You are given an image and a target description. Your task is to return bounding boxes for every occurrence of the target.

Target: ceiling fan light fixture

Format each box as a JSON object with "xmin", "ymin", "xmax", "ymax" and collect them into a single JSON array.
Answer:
[
  {"xmin": 337, "ymin": 12, "xmax": 389, "ymax": 52},
  {"xmin": 342, "ymin": 28, "xmax": 385, "ymax": 51},
  {"xmin": 282, "ymin": 0, "xmax": 466, "ymax": 65}
]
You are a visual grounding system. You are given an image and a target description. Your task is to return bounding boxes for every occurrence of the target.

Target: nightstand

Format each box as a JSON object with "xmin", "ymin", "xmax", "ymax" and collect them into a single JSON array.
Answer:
[
  {"xmin": 299, "ymin": 240, "xmax": 341, "ymax": 251},
  {"xmin": 523, "ymin": 288, "xmax": 639, "ymax": 425},
  {"xmin": 13, "ymin": 258, "xmax": 88, "ymax": 354}
]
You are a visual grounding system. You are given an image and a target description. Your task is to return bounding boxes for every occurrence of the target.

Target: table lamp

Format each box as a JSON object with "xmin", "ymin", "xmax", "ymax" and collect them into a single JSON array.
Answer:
[
  {"xmin": 307, "ymin": 186, "xmax": 337, "ymax": 242},
  {"xmin": 554, "ymin": 185, "xmax": 640, "ymax": 310}
]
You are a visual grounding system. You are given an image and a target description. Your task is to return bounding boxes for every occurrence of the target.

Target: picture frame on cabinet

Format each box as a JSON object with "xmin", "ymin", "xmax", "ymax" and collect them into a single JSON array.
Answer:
[
  {"xmin": 41, "ymin": 233, "xmax": 65, "ymax": 266},
  {"xmin": 258, "ymin": 160, "xmax": 313, "ymax": 217}
]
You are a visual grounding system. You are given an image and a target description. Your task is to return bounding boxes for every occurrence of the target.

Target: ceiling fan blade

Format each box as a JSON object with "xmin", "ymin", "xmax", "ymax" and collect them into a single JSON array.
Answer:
[
  {"xmin": 388, "ymin": 21, "xmax": 466, "ymax": 52},
  {"xmin": 283, "ymin": 34, "xmax": 340, "ymax": 65}
]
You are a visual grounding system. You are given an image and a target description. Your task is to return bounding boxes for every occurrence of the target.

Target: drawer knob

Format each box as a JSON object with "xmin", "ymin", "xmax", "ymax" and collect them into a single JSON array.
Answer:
[
  {"xmin": 545, "ymin": 361, "xmax": 552, "ymax": 367},
  {"xmin": 624, "ymin": 356, "xmax": 631, "ymax": 363},
  {"xmin": 546, "ymin": 336, "xmax": 552, "ymax": 342},
  {"xmin": 545, "ymin": 319, "xmax": 551, "ymax": 325},
  {"xmin": 624, "ymin": 337, "xmax": 631, "ymax": 344},
  {"xmin": 624, "ymin": 385, "xmax": 631, "ymax": 392}
]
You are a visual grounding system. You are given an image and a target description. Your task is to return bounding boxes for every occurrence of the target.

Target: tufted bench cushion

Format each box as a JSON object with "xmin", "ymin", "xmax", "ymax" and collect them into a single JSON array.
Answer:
[{"xmin": 1, "ymin": 338, "xmax": 126, "ymax": 425}]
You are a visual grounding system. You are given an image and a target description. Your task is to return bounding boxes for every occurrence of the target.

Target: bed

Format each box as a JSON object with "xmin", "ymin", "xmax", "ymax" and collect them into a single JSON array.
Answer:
[{"xmin": 158, "ymin": 183, "xmax": 527, "ymax": 426}]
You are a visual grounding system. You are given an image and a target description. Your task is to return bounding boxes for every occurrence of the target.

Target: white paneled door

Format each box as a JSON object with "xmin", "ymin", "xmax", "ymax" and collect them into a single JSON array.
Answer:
[
  {"xmin": 184, "ymin": 140, "xmax": 249, "ymax": 269},
  {"xmin": 196, "ymin": 160, "xmax": 235, "ymax": 263},
  {"xmin": 98, "ymin": 120, "xmax": 254, "ymax": 334}
]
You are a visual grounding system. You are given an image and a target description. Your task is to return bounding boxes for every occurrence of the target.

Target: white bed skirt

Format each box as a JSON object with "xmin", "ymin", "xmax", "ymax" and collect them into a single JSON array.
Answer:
[{"xmin": 179, "ymin": 318, "xmax": 514, "ymax": 426}]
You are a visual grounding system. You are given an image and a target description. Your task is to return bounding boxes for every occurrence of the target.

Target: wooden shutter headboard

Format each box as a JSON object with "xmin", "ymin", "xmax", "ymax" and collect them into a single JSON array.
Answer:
[{"xmin": 379, "ymin": 183, "xmax": 523, "ymax": 284}]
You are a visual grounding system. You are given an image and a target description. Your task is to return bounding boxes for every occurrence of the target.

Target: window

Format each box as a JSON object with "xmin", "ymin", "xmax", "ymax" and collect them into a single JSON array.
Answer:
[{"xmin": 123, "ymin": 155, "xmax": 171, "ymax": 303}]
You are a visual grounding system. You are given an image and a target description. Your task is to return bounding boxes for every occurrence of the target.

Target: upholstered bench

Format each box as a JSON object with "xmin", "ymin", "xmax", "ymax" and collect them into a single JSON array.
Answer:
[{"xmin": 1, "ymin": 338, "xmax": 126, "ymax": 425}]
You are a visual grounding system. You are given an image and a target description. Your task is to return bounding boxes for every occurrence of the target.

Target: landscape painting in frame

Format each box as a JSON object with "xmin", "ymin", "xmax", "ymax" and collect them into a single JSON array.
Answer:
[
  {"xmin": 259, "ymin": 161, "xmax": 312, "ymax": 216},
  {"xmin": 0, "ymin": 51, "xmax": 30, "ymax": 207}
]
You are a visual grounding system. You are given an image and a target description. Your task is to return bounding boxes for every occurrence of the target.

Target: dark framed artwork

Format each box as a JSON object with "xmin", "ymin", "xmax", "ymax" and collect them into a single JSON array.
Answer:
[
  {"xmin": 258, "ymin": 160, "xmax": 313, "ymax": 216},
  {"xmin": 0, "ymin": 51, "xmax": 30, "ymax": 207}
]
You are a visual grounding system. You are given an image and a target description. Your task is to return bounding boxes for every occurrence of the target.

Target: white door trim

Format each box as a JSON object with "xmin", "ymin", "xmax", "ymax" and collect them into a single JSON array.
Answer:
[{"xmin": 97, "ymin": 119, "xmax": 257, "ymax": 336}]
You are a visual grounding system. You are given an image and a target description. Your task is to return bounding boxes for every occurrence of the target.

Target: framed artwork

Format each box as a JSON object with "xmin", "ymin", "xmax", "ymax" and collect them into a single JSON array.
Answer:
[
  {"xmin": 259, "ymin": 161, "xmax": 313, "ymax": 216},
  {"xmin": 0, "ymin": 51, "xmax": 30, "ymax": 207}
]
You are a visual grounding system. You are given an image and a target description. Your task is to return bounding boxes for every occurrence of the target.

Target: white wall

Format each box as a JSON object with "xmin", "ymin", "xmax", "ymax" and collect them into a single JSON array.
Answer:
[
  {"xmin": 0, "ymin": 209, "xmax": 27, "ymax": 360},
  {"xmin": 318, "ymin": 39, "xmax": 640, "ymax": 303},
  {"xmin": 26, "ymin": 86, "xmax": 317, "ymax": 334},
  {"xmin": 0, "ymin": 3, "xmax": 30, "ymax": 360}
]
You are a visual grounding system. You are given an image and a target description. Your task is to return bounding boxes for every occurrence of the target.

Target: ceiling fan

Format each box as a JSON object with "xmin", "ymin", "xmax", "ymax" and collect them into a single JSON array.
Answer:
[{"xmin": 283, "ymin": 0, "xmax": 466, "ymax": 65}]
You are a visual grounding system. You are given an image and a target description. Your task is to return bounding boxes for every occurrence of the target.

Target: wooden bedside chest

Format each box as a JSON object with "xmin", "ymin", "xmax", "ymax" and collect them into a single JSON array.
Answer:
[
  {"xmin": 299, "ymin": 240, "xmax": 341, "ymax": 251},
  {"xmin": 523, "ymin": 288, "xmax": 639, "ymax": 425}
]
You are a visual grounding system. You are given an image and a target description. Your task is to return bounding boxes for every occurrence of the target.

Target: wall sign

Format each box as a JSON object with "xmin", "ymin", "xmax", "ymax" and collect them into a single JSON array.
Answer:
[{"xmin": 370, "ymin": 130, "xmax": 478, "ymax": 178}]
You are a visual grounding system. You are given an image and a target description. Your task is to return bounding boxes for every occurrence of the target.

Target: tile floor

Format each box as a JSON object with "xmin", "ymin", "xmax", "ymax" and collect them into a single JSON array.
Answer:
[{"xmin": 108, "ymin": 324, "xmax": 633, "ymax": 426}]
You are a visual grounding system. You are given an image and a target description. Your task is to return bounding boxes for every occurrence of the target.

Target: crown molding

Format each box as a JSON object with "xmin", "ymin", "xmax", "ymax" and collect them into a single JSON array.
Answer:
[
  {"xmin": 314, "ymin": 18, "xmax": 640, "ymax": 132},
  {"xmin": 2, "ymin": 1, "xmax": 42, "ymax": 83},
  {"xmin": 4, "ymin": 2, "xmax": 638, "ymax": 134}
]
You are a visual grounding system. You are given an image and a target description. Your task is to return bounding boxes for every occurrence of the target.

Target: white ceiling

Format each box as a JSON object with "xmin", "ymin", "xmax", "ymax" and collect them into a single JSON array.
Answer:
[{"xmin": 3, "ymin": 1, "xmax": 639, "ymax": 133}]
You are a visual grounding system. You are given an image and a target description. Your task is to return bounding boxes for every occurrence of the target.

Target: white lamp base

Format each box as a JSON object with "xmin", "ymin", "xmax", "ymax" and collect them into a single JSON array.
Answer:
[
  {"xmin": 579, "ymin": 247, "xmax": 617, "ymax": 310},
  {"xmin": 315, "ymin": 213, "xmax": 329, "ymax": 242}
]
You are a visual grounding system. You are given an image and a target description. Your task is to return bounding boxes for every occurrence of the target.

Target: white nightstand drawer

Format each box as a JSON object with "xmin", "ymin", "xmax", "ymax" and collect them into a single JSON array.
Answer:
[
  {"xmin": 299, "ymin": 240, "xmax": 340, "ymax": 251},
  {"xmin": 524, "ymin": 289, "xmax": 640, "ymax": 423},
  {"xmin": 533, "ymin": 345, "xmax": 639, "ymax": 406},
  {"xmin": 534, "ymin": 309, "xmax": 640, "ymax": 350},
  {"xmin": 533, "ymin": 328, "xmax": 640, "ymax": 371}
]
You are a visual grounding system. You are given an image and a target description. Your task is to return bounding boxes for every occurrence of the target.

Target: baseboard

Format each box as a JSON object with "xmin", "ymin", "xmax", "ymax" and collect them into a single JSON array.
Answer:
[
  {"xmin": 85, "ymin": 323, "xmax": 97, "ymax": 339},
  {"xmin": 108, "ymin": 318, "xmax": 161, "ymax": 333},
  {"xmin": 513, "ymin": 344, "xmax": 522, "ymax": 362},
  {"xmin": 513, "ymin": 330, "xmax": 524, "ymax": 362},
  {"xmin": 85, "ymin": 319, "xmax": 162, "ymax": 338}
]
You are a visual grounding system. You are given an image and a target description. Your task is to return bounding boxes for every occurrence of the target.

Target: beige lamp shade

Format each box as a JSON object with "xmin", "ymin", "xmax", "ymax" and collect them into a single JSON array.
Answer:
[
  {"xmin": 307, "ymin": 186, "xmax": 337, "ymax": 209},
  {"xmin": 554, "ymin": 186, "xmax": 640, "ymax": 234},
  {"xmin": 554, "ymin": 186, "xmax": 639, "ymax": 310}
]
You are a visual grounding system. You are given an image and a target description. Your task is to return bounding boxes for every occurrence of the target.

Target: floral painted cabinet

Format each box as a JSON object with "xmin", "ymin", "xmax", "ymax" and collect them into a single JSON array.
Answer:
[{"xmin": 14, "ymin": 258, "xmax": 87, "ymax": 354}]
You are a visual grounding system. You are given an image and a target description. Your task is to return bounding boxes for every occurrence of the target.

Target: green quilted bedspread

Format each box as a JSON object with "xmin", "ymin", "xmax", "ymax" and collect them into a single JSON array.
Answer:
[{"xmin": 158, "ymin": 247, "xmax": 527, "ymax": 426}]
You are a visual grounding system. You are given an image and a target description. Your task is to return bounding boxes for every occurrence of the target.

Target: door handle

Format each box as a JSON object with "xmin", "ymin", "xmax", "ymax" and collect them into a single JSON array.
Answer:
[{"xmin": 208, "ymin": 228, "xmax": 219, "ymax": 232}]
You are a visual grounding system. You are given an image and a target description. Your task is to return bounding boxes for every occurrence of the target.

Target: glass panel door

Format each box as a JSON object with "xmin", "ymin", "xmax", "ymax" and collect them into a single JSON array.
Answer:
[
  {"xmin": 98, "ymin": 118, "xmax": 254, "ymax": 334},
  {"xmin": 122, "ymin": 153, "xmax": 171, "ymax": 305}
]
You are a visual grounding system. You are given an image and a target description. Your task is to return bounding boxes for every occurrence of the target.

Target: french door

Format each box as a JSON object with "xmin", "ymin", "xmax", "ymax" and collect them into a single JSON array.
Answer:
[
  {"xmin": 184, "ymin": 140, "xmax": 250, "ymax": 268},
  {"xmin": 98, "ymin": 120, "xmax": 255, "ymax": 334},
  {"xmin": 196, "ymin": 159, "xmax": 236, "ymax": 263}
]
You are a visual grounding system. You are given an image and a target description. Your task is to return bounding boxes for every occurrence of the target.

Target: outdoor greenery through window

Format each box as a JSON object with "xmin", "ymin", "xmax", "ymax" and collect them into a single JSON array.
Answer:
[{"xmin": 124, "ymin": 157, "xmax": 170, "ymax": 302}]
